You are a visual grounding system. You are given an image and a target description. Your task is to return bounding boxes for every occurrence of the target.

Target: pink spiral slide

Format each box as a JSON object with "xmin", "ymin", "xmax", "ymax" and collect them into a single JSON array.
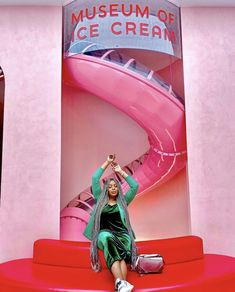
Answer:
[{"xmin": 61, "ymin": 49, "xmax": 187, "ymax": 240}]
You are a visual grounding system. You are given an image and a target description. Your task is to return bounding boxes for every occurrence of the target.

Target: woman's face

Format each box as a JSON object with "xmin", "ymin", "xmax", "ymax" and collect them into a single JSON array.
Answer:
[{"xmin": 108, "ymin": 180, "xmax": 119, "ymax": 198}]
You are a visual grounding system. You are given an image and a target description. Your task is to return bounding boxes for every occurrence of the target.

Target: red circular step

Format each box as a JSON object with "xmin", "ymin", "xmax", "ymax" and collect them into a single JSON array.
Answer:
[
  {"xmin": 1, "ymin": 255, "xmax": 235, "ymax": 292},
  {"xmin": 33, "ymin": 235, "xmax": 204, "ymax": 268}
]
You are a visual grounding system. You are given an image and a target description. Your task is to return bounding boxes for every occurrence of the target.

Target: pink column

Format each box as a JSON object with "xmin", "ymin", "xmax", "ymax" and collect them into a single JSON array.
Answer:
[
  {"xmin": 181, "ymin": 7, "xmax": 235, "ymax": 256},
  {"xmin": 0, "ymin": 6, "xmax": 62, "ymax": 263}
]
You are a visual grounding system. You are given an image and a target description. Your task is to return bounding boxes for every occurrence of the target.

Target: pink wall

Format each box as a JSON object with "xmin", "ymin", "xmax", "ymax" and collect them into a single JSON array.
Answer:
[
  {"xmin": 130, "ymin": 168, "xmax": 190, "ymax": 240},
  {"xmin": 0, "ymin": 6, "xmax": 62, "ymax": 263},
  {"xmin": 181, "ymin": 7, "xmax": 235, "ymax": 256},
  {"xmin": 61, "ymin": 83, "xmax": 190, "ymax": 239},
  {"xmin": 61, "ymin": 85, "xmax": 149, "ymax": 209}
]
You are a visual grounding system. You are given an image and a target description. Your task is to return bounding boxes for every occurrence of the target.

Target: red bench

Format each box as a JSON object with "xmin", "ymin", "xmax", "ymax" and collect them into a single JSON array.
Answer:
[{"xmin": 0, "ymin": 235, "xmax": 235, "ymax": 291}]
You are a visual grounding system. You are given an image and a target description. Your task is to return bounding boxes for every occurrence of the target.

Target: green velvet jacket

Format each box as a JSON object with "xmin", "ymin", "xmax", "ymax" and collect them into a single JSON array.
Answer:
[{"xmin": 83, "ymin": 167, "xmax": 139, "ymax": 240}]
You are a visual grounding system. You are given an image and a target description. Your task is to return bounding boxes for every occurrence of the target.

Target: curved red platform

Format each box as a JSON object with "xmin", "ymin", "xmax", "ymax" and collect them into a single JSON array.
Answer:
[
  {"xmin": 0, "ymin": 236, "xmax": 235, "ymax": 292},
  {"xmin": 32, "ymin": 236, "xmax": 204, "ymax": 268}
]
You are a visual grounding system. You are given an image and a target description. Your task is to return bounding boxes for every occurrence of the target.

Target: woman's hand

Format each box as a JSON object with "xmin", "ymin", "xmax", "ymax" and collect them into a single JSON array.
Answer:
[
  {"xmin": 101, "ymin": 154, "xmax": 115, "ymax": 170},
  {"xmin": 111, "ymin": 162, "xmax": 121, "ymax": 173},
  {"xmin": 107, "ymin": 154, "xmax": 116, "ymax": 164},
  {"xmin": 111, "ymin": 163, "xmax": 128, "ymax": 178}
]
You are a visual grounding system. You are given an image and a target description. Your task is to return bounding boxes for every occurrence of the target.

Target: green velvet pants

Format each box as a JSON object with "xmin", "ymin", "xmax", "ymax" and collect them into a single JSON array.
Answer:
[{"xmin": 97, "ymin": 229, "xmax": 132, "ymax": 270}]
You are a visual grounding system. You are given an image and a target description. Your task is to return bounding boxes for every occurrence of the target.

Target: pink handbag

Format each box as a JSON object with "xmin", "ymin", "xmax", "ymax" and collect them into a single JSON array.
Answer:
[{"xmin": 135, "ymin": 254, "xmax": 164, "ymax": 274}]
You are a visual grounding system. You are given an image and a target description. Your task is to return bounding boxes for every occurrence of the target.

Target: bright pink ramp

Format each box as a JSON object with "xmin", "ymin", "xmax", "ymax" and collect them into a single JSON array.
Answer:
[{"xmin": 61, "ymin": 50, "xmax": 187, "ymax": 240}]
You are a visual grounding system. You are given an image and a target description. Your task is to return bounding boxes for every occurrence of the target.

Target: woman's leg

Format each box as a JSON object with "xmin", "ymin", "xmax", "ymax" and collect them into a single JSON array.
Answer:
[
  {"xmin": 98, "ymin": 231, "xmax": 133, "ymax": 289},
  {"xmin": 120, "ymin": 259, "xmax": 127, "ymax": 280},
  {"xmin": 120, "ymin": 260, "xmax": 134, "ymax": 291},
  {"xmin": 111, "ymin": 260, "xmax": 124, "ymax": 280}
]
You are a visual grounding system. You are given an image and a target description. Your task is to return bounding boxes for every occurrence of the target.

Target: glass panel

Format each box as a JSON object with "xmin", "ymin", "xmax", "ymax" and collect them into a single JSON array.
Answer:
[
  {"xmin": 128, "ymin": 60, "xmax": 151, "ymax": 78},
  {"xmin": 171, "ymin": 90, "xmax": 185, "ymax": 105},
  {"xmin": 151, "ymin": 72, "xmax": 170, "ymax": 91},
  {"xmin": 104, "ymin": 50, "xmax": 130, "ymax": 66},
  {"xmin": 84, "ymin": 49, "xmax": 109, "ymax": 58},
  {"xmin": 68, "ymin": 41, "xmax": 106, "ymax": 56}
]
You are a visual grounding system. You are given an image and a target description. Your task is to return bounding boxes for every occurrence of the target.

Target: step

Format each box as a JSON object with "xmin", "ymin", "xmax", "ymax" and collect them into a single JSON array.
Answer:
[
  {"xmin": 1, "ymin": 254, "xmax": 235, "ymax": 291},
  {"xmin": 33, "ymin": 235, "xmax": 204, "ymax": 268}
]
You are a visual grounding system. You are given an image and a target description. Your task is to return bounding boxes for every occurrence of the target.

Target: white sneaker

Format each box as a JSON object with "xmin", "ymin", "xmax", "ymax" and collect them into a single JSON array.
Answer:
[
  {"xmin": 115, "ymin": 278, "xmax": 133, "ymax": 292},
  {"xmin": 115, "ymin": 278, "xmax": 132, "ymax": 292},
  {"xmin": 124, "ymin": 281, "xmax": 134, "ymax": 291}
]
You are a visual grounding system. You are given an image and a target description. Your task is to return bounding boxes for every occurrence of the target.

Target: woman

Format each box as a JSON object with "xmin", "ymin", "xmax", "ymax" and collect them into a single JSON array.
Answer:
[{"xmin": 83, "ymin": 155, "xmax": 139, "ymax": 292}]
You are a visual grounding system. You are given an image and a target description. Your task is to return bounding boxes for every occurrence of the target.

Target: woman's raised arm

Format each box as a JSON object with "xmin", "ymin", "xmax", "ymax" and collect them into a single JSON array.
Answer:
[
  {"xmin": 111, "ymin": 163, "xmax": 139, "ymax": 205},
  {"xmin": 92, "ymin": 155, "xmax": 115, "ymax": 200}
]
